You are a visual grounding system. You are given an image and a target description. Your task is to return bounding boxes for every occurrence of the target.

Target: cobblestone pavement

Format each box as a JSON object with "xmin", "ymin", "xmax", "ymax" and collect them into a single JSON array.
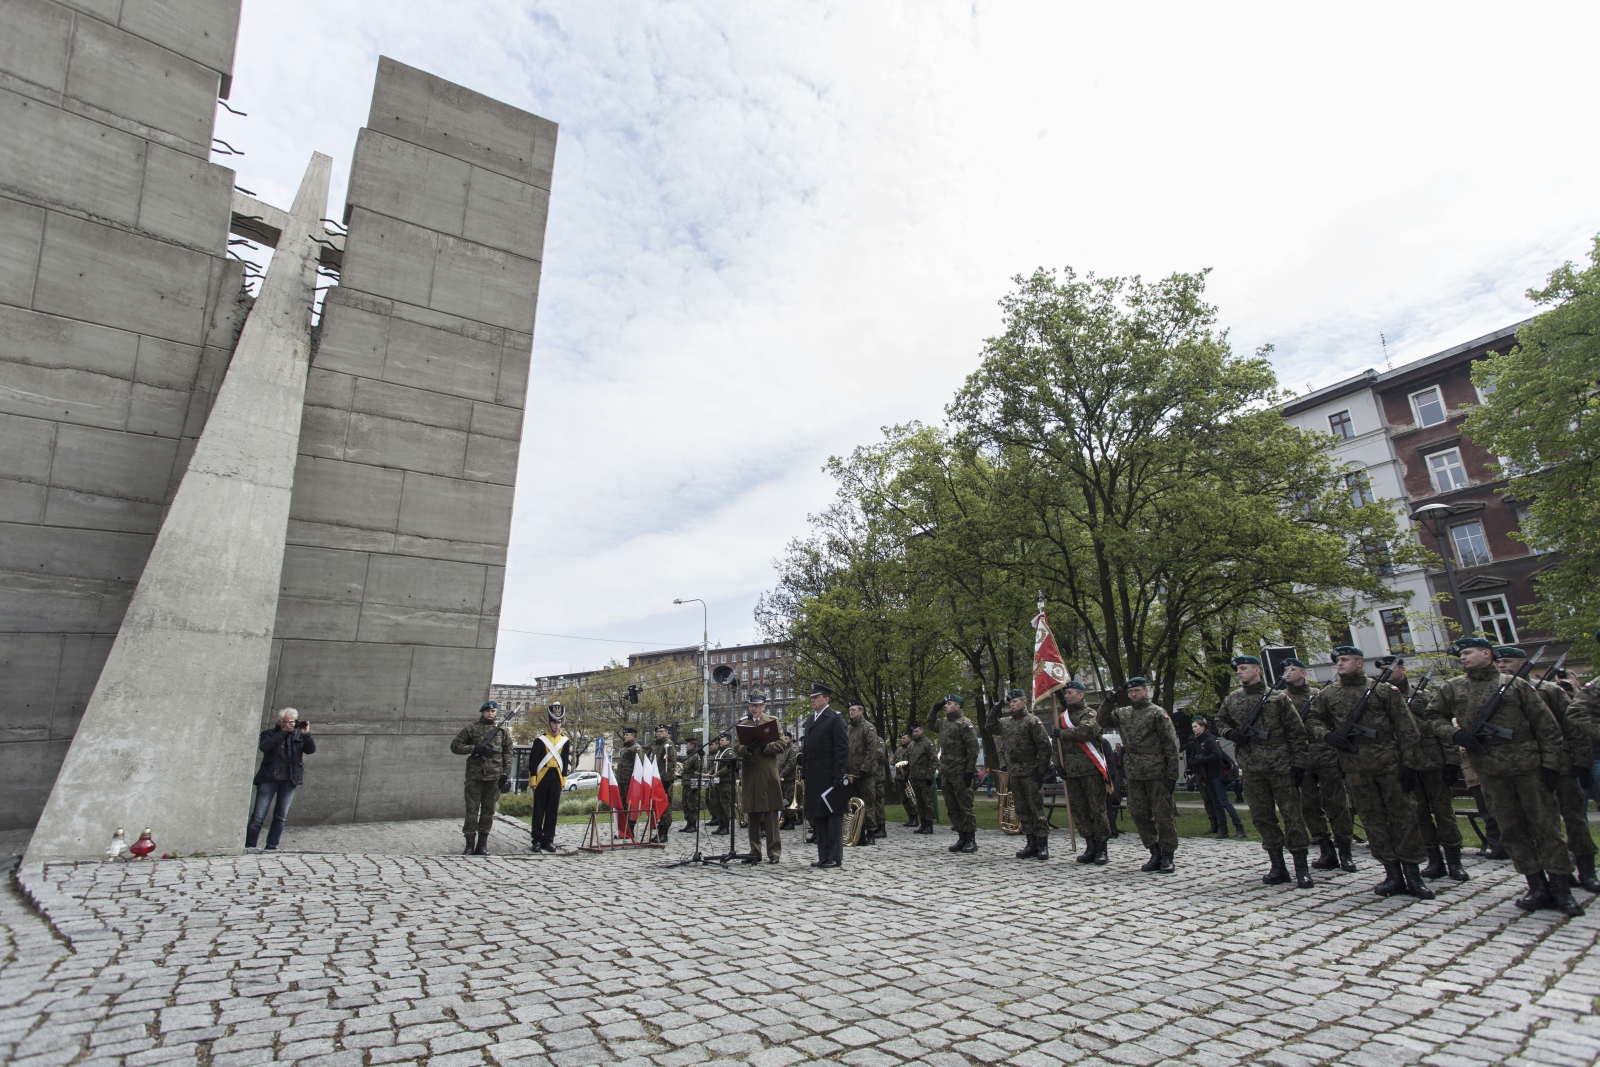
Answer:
[{"xmin": 5, "ymin": 819, "xmax": 1599, "ymax": 1067}]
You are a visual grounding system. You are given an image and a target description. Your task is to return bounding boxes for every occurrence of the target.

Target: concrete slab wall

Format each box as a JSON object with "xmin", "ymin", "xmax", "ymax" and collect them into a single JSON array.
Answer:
[
  {"xmin": 0, "ymin": 0, "xmax": 243, "ymax": 830},
  {"xmin": 268, "ymin": 57, "xmax": 554, "ymax": 825}
]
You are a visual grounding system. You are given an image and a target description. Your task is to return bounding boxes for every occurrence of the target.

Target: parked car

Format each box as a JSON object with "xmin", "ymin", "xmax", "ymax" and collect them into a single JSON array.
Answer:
[{"xmin": 565, "ymin": 771, "xmax": 601, "ymax": 792}]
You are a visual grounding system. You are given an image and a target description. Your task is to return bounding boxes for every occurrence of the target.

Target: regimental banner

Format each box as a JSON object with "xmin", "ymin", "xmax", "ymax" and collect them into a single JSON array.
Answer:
[{"xmin": 1031, "ymin": 609, "xmax": 1069, "ymax": 705}]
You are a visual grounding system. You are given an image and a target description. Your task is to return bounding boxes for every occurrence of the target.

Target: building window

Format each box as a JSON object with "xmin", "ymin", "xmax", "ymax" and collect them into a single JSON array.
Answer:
[
  {"xmin": 1470, "ymin": 596, "xmax": 1517, "ymax": 644},
  {"xmin": 1411, "ymin": 386, "xmax": 1448, "ymax": 427},
  {"xmin": 1345, "ymin": 471, "xmax": 1375, "ymax": 506},
  {"xmin": 1450, "ymin": 521, "xmax": 1491, "ymax": 567},
  {"xmin": 1379, "ymin": 609, "xmax": 1412, "ymax": 652},
  {"xmin": 1363, "ymin": 541, "xmax": 1395, "ymax": 576},
  {"xmin": 1426, "ymin": 449, "xmax": 1468, "ymax": 493},
  {"xmin": 1329, "ymin": 410, "xmax": 1354, "ymax": 439},
  {"xmin": 1332, "ymin": 623, "xmax": 1355, "ymax": 648}
]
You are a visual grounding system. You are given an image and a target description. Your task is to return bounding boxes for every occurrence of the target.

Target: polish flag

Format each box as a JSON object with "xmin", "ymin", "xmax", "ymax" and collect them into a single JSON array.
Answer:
[
  {"xmin": 597, "ymin": 747, "xmax": 627, "ymax": 836},
  {"xmin": 633, "ymin": 754, "xmax": 670, "ymax": 822}
]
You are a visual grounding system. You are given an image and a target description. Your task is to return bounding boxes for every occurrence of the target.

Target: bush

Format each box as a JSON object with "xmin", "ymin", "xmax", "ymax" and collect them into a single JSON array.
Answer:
[
  {"xmin": 559, "ymin": 797, "xmax": 599, "ymax": 815},
  {"xmin": 496, "ymin": 792, "xmax": 535, "ymax": 817}
]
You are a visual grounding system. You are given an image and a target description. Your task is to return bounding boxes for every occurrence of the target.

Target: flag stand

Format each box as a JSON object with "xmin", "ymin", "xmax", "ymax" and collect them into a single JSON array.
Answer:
[{"xmin": 579, "ymin": 807, "xmax": 665, "ymax": 852}]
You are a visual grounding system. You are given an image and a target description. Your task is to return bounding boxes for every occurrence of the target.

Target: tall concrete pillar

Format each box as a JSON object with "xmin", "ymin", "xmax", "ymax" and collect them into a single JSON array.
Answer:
[{"xmin": 25, "ymin": 154, "xmax": 331, "ymax": 862}]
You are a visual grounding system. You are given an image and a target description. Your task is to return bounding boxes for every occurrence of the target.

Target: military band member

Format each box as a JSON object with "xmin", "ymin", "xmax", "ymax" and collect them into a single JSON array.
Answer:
[
  {"xmin": 649, "ymin": 723, "xmax": 679, "ymax": 842},
  {"xmin": 1097, "ymin": 678, "xmax": 1180, "ymax": 873},
  {"xmin": 1382, "ymin": 656, "xmax": 1468, "ymax": 882},
  {"xmin": 892, "ymin": 732, "xmax": 914, "ymax": 827},
  {"xmin": 1285, "ymin": 658, "xmax": 1356, "ymax": 872},
  {"xmin": 450, "ymin": 701, "xmax": 513, "ymax": 856},
  {"xmin": 1216, "ymin": 656, "xmax": 1313, "ymax": 888},
  {"xmin": 874, "ymin": 735, "xmax": 891, "ymax": 840},
  {"xmin": 801, "ymin": 682, "xmax": 851, "ymax": 868},
  {"xmin": 733, "ymin": 692, "xmax": 790, "ymax": 864},
  {"xmin": 778, "ymin": 730, "xmax": 801, "ymax": 829},
  {"xmin": 938, "ymin": 695, "xmax": 982, "ymax": 853},
  {"xmin": 1053, "ymin": 681, "xmax": 1112, "ymax": 865},
  {"xmin": 526, "ymin": 703, "xmax": 572, "ymax": 854},
  {"xmin": 992, "ymin": 689, "xmax": 1053, "ymax": 860},
  {"xmin": 845, "ymin": 701, "xmax": 883, "ymax": 846},
  {"xmin": 903, "ymin": 724, "xmax": 937, "ymax": 831},
  {"xmin": 1308, "ymin": 646, "xmax": 1432, "ymax": 899},
  {"xmin": 678, "ymin": 738, "xmax": 704, "ymax": 833},
  {"xmin": 710, "ymin": 733, "xmax": 735, "ymax": 834}
]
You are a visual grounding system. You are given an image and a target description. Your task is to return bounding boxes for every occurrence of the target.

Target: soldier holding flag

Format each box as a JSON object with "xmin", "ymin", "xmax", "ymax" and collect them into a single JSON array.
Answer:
[{"xmin": 1033, "ymin": 605, "xmax": 1114, "ymax": 865}]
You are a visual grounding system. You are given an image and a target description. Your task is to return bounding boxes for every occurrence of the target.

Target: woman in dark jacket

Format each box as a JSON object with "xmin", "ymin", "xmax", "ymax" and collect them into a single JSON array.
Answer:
[
  {"xmin": 247, "ymin": 708, "xmax": 315, "ymax": 850},
  {"xmin": 1187, "ymin": 719, "xmax": 1244, "ymax": 837}
]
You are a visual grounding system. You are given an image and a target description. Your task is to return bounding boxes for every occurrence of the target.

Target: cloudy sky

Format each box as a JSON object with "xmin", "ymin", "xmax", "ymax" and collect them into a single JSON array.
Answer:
[{"xmin": 224, "ymin": 1, "xmax": 1600, "ymax": 680}]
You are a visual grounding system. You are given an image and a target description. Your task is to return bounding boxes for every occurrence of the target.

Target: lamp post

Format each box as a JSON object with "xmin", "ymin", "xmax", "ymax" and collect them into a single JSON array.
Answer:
[
  {"xmin": 1411, "ymin": 503, "xmax": 1471, "ymax": 639},
  {"xmin": 673, "ymin": 598, "xmax": 710, "ymax": 750}
]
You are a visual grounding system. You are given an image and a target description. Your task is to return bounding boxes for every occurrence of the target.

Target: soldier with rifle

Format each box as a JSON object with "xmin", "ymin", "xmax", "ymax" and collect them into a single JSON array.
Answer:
[
  {"xmin": 1215, "ymin": 656, "xmax": 1313, "ymax": 889},
  {"xmin": 1425, "ymin": 638, "xmax": 1581, "ymax": 916},
  {"xmin": 1306, "ymin": 646, "xmax": 1432, "ymax": 899},
  {"xmin": 1284, "ymin": 658, "xmax": 1356, "ymax": 872},
  {"xmin": 1096, "ymin": 677, "xmax": 1180, "ymax": 874},
  {"xmin": 1380, "ymin": 656, "xmax": 1468, "ymax": 882},
  {"xmin": 450, "ymin": 700, "xmax": 515, "ymax": 856},
  {"xmin": 1493, "ymin": 645, "xmax": 1598, "ymax": 895}
]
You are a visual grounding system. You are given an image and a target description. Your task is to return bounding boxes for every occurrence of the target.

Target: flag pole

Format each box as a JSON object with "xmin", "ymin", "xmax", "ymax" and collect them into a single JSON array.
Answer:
[{"xmin": 1036, "ymin": 592, "xmax": 1077, "ymax": 854}]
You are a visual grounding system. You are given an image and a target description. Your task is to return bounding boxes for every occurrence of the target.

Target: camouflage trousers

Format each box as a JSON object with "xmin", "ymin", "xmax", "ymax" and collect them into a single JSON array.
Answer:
[
  {"xmin": 710, "ymin": 783, "xmax": 732, "ymax": 824},
  {"xmin": 1127, "ymin": 778, "xmax": 1178, "ymax": 853},
  {"xmin": 1413, "ymin": 768, "xmax": 1463, "ymax": 848},
  {"xmin": 462, "ymin": 778, "xmax": 500, "ymax": 837},
  {"xmin": 943, "ymin": 776, "xmax": 976, "ymax": 833},
  {"xmin": 1557, "ymin": 773, "xmax": 1596, "ymax": 858},
  {"xmin": 910, "ymin": 779, "xmax": 934, "ymax": 823},
  {"xmin": 1480, "ymin": 772, "xmax": 1573, "ymax": 875},
  {"xmin": 682, "ymin": 788, "xmax": 701, "ymax": 823},
  {"xmin": 1243, "ymin": 770, "xmax": 1309, "ymax": 852},
  {"xmin": 1300, "ymin": 762, "xmax": 1353, "ymax": 843},
  {"xmin": 1063, "ymin": 773, "xmax": 1110, "ymax": 841},
  {"xmin": 1011, "ymin": 773, "xmax": 1048, "ymax": 837},
  {"xmin": 855, "ymin": 774, "xmax": 882, "ymax": 833},
  {"xmin": 1347, "ymin": 771, "xmax": 1423, "ymax": 863},
  {"xmin": 870, "ymin": 777, "xmax": 886, "ymax": 833}
]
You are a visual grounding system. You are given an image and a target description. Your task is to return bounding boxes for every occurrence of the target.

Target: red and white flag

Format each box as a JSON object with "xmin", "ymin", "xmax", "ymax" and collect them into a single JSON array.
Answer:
[
  {"xmin": 597, "ymin": 746, "xmax": 627, "ymax": 836},
  {"xmin": 633, "ymin": 753, "xmax": 669, "ymax": 822},
  {"xmin": 1034, "ymin": 608, "xmax": 1109, "ymax": 783}
]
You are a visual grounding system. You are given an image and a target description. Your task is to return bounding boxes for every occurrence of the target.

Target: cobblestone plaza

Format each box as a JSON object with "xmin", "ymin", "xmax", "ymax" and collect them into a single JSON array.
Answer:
[{"xmin": 4, "ymin": 823, "xmax": 1598, "ymax": 1067}]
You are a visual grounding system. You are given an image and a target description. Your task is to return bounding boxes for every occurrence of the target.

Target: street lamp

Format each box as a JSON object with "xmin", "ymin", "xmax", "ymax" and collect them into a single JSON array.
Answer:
[
  {"xmin": 673, "ymin": 598, "xmax": 710, "ymax": 750},
  {"xmin": 1411, "ymin": 503, "xmax": 1472, "ymax": 638}
]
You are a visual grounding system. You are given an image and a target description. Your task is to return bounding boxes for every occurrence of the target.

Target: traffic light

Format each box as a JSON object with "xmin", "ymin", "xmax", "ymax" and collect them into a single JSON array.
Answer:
[{"xmin": 626, "ymin": 684, "xmax": 640, "ymax": 705}]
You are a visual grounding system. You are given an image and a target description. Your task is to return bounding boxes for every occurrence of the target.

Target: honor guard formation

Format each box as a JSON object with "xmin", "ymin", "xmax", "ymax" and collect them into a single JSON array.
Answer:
[{"xmin": 452, "ymin": 637, "xmax": 1599, "ymax": 919}]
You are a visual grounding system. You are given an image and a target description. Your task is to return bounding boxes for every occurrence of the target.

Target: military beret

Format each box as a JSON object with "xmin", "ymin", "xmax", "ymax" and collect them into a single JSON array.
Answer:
[
  {"xmin": 808, "ymin": 681, "xmax": 833, "ymax": 697},
  {"xmin": 1373, "ymin": 655, "xmax": 1402, "ymax": 668},
  {"xmin": 1331, "ymin": 645, "xmax": 1363, "ymax": 660},
  {"xmin": 685, "ymin": 737, "xmax": 700, "ymax": 745},
  {"xmin": 654, "ymin": 722, "xmax": 669, "ymax": 730},
  {"xmin": 1492, "ymin": 646, "xmax": 1527, "ymax": 660},
  {"xmin": 1454, "ymin": 637, "xmax": 1493, "ymax": 652},
  {"xmin": 944, "ymin": 693, "xmax": 965, "ymax": 705},
  {"xmin": 845, "ymin": 698, "xmax": 865, "ymax": 709},
  {"xmin": 1281, "ymin": 657, "xmax": 1308, "ymax": 669},
  {"xmin": 1063, "ymin": 680, "xmax": 1086, "ymax": 691},
  {"xmin": 621, "ymin": 726, "xmax": 637, "ymax": 736},
  {"xmin": 480, "ymin": 700, "xmax": 500, "ymax": 712},
  {"xmin": 1006, "ymin": 688, "xmax": 1026, "ymax": 701},
  {"xmin": 1230, "ymin": 655, "xmax": 1261, "ymax": 667},
  {"xmin": 716, "ymin": 731, "xmax": 731, "ymax": 740},
  {"xmin": 1125, "ymin": 676, "xmax": 1149, "ymax": 687}
]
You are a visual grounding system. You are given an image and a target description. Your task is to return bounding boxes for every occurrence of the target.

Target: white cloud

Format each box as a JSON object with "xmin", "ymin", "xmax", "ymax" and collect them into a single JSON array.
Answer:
[{"xmin": 223, "ymin": 0, "xmax": 1600, "ymax": 680}]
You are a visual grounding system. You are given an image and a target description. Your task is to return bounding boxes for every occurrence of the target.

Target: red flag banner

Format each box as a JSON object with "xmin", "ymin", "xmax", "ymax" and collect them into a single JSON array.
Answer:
[{"xmin": 1032, "ymin": 610, "xmax": 1069, "ymax": 705}]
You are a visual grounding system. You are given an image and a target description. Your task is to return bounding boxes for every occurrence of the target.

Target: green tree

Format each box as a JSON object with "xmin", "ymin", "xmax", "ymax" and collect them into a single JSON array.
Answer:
[{"xmin": 1466, "ymin": 234, "xmax": 1600, "ymax": 641}]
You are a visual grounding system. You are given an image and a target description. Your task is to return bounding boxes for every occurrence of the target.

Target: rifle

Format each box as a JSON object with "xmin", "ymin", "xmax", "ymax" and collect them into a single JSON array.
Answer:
[
  {"xmin": 1402, "ymin": 667, "xmax": 1437, "ymax": 714},
  {"xmin": 1328, "ymin": 662, "xmax": 1398, "ymax": 749},
  {"xmin": 1458, "ymin": 645, "xmax": 1548, "ymax": 750},
  {"xmin": 471, "ymin": 708, "xmax": 522, "ymax": 761},
  {"xmin": 1231, "ymin": 678, "xmax": 1289, "ymax": 747}
]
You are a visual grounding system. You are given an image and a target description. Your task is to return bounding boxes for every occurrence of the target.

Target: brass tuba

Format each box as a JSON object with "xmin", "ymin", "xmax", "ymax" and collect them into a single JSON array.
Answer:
[
  {"xmin": 996, "ymin": 770, "xmax": 1021, "ymax": 835},
  {"xmin": 841, "ymin": 773, "xmax": 867, "ymax": 845}
]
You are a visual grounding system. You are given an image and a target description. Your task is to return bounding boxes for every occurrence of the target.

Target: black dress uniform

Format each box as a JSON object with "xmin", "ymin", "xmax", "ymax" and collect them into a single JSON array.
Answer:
[
  {"xmin": 801, "ymin": 684, "xmax": 851, "ymax": 868},
  {"xmin": 527, "ymin": 704, "xmax": 573, "ymax": 853}
]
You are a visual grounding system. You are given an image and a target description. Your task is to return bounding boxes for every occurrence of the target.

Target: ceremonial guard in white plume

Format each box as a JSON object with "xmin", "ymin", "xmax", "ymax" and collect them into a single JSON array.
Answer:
[{"xmin": 527, "ymin": 703, "xmax": 573, "ymax": 853}]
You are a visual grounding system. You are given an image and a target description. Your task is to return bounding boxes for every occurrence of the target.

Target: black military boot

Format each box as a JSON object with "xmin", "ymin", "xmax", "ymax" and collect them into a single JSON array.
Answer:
[
  {"xmin": 1574, "ymin": 853, "xmax": 1600, "ymax": 893},
  {"xmin": 462, "ymin": 837, "xmax": 475, "ymax": 855},
  {"xmin": 1093, "ymin": 838, "xmax": 1109, "ymax": 865},
  {"xmin": 1514, "ymin": 872, "xmax": 1551, "ymax": 911},
  {"xmin": 711, "ymin": 821, "xmax": 728, "ymax": 836},
  {"xmin": 857, "ymin": 831, "xmax": 876, "ymax": 846},
  {"xmin": 1157, "ymin": 849, "xmax": 1175, "ymax": 874},
  {"xmin": 1035, "ymin": 834, "xmax": 1049, "ymax": 861},
  {"xmin": 1291, "ymin": 850, "xmax": 1314, "ymax": 889},
  {"xmin": 1420, "ymin": 845, "xmax": 1446, "ymax": 880},
  {"xmin": 1310, "ymin": 839, "xmax": 1338, "ymax": 870},
  {"xmin": 957, "ymin": 832, "xmax": 978, "ymax": 854},
  {"xmin": 1015, "ymin": 835, "xmax": 1039, "ymax": 859},
  {"xmin": 1140, "ymin": 845, "xmax": 1162, "ymax": 872},
  {"xmin": 472, "ymin": 832, "xmax": 489, "ymax": 856},
  {"xmin": 948, "ymin": 832, "xmax": 965, "ymax": 852},
  {"xmin": 1336, "ymin": 839, "xmax": 1358, "ymax": 872},
  {"xmin": 1076, "ymin": 836, "xmax": 1097, "ymax": 864},
  {"xmin": 903, "ymin": 813, "xmax": 919, "ymax": 828},
  {"xmin": 1444, "ymin": 846, "xmax": 1469, "ymax": 882},
  {"xmin": 1262, "ymin": 847, "xmax": 1291, "ymax": 886},
  {"xmin": 1546, "ymin": 874, "xmax": 1586, "ymax": 917},
  {"xmin": 1373, "ymin": 861, "xmax": 1405, "ymax": 896},
  {"xmin": 679, "ymin": 820, "xmax": 697, "ymax": 833},
  {"xmin": 1401, "ymin": 862, "xmax": 1435, "ymax": 900},
  {"xmin": 916, "ymin": 819, "xmax": 935, "ymax": 835}
]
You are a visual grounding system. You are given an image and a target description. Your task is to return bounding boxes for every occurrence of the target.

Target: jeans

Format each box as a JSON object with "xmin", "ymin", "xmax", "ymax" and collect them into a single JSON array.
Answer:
[
  {"xmin": 1204, "ymin": 776, "xmax": 1240, "ymax": 827},
  {"xmin": 247, "ymin": 781, "xmax": 297, "ymax": 849}
]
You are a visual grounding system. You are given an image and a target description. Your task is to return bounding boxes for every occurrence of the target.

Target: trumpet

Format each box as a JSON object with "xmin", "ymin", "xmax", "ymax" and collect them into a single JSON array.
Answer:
[{"xmin": 786, "ymin": 774, "xmax": 802, "ymax": 812}]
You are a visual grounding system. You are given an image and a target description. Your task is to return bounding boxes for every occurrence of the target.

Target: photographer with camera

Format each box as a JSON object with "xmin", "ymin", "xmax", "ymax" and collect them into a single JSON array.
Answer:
[
  {"xmin": 246, "ymin": 708, "xmax": 315, "ymax": 850},
  {"xmin": 451, "ymin": 700, "xmax": 514, "ymax": 855}
]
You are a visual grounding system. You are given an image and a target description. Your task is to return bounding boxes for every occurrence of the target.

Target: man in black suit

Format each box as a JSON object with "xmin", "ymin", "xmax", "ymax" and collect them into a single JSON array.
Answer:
[{"xmin": 801, "ymin": 682, "xmax": 851, "ymax": 868}]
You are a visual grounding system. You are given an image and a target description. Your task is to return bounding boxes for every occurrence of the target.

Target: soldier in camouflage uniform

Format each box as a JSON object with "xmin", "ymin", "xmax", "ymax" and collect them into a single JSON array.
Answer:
[
  {"xmin": 938, "ymin": 695, "xmax": 982, "ymax": 852},
  {"xmin": 903, "ymin": 724, "xmax": 938, "ymax": 831},
  {"xmin": 614, "ymin": 726, "xmax": 642, "ymax": 836},
  {"xmin": 1052, "ymin": 681, "xmax": 1112, "ymax": 865},
  {"xmin": 649, "ymin": 724, "xmax": 679, "ymax": 842},
  {"xmin": 1494, "ymin": 645, "xmax": 1598, "ymax": 895},
  {"xmin": 449, "ymin": 701, "xmax": 513, "ymax": 855},
  {"xmin": 990, "ymin": 689, "xmax": 1054, "ymax": 860},
  {"xmin": 1096, "ymin": 677, "xmax": 1180, "ymax": 873},
  {"xmin": 711, "ymin": 733, "xmax": 736, "ymax": 834},
  {"xmin": 891, "ymin": 732, "xmax": 914, "ymax": 826},
  {"xmin": 846, "ymin": 701, "xmax": 883, "ymax": 846},
  {"xmin": 1307, "ymin": 646, "xmax": 1432, "ymax": 899},
  {"xmin": 778, "ymin": 731, "xmax": 801, "ymax": 829},
  {"xmin": 678, "ymin": 738, "xmax": 704, "ymax": 833},
  {"xmin": 1216, "ymin": 656, "xmax": 1313, "ymax": 889},
  {"xmin": 1283, "ymin": 658, "xmax": 1356, "ymax": 872},
  {"xmin": 1382, "ymin": 657, "xmax": 1468, "ymax": 882},
  {"xmin": 874, "ymin": 736, "xmax": 891, "ymax": 840}
]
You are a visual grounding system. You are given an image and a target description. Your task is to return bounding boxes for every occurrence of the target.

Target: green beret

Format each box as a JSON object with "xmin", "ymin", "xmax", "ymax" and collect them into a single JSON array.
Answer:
[
  {"xmin": 1330, "ymin": 645, "xmax": 1363, "ymax": 660},
  {"xmin": 1454, "ymin": 637, "xmax": 1493, "ymax": 652},
  {"xmin": 1492, "ymin": 646, "xmax": 1527, "ymax": 660},
  {"xmin": 1373, "ymin": 655, "xmax": 1402, "ymax": 668},
  {"xmin": 1063, "ymin": 680, "xmax": 1086, "ymax": 691},
  {"xmin": 1125, "ymin": 676, "xmax": 1149, "ymax": 688},
  {"xmin": 1230, "ymin": 655, "xmax": 1261, "ymax": 667},
  {"xmin": 944, "ymin": 693, "xmax": 964, "ymax": 706},
  {"xmin": 1281, "ymin": 658, "xmax": 1308, "ymax": 669},
  {"xmin": 1006, "ymin": 689, "xmax": 1026, "ymax": 701}
]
